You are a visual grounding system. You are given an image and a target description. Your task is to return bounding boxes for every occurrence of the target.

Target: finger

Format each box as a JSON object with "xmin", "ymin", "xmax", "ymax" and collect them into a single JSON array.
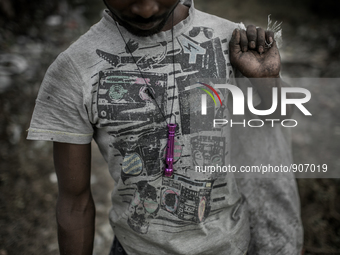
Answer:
[
  {"xmin": 246, "ymin": 24, "xmax": 257, "ymax": 49},
  {"xmin": 256, "ymin": 27, "xmax": 265, "ymax": 54},
  {"xmin": 265, "ymin": 30, "xmax": 275, "ymax": 49},
  {"xmin": 240, "ymin": 29, "xmax": 248, "ymax": 52},
  {"xmin": 229, "ymin": 28, "xmax": 241, "ymax": 54}
]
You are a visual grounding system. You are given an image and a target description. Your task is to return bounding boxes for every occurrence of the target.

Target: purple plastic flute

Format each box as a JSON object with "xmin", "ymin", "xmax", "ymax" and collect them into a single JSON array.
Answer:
[{"xmin": 164, "ymin": 123, "xmax": 177, "ymax": 177}]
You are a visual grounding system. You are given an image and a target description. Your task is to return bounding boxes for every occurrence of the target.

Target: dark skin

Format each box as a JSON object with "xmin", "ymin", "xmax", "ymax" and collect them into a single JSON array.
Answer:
[
  {"xmin": 103, "ymin": 0, "xmax": 189, "ymax": 36},
  {"xmin": 54, "ymin": 142, "xmax": 95, "ymax": 255},
  {"xmin": 230, "ymin": 25, "xmax": 280, "ymax": 78},
  {"xmin": 54, "ymin": 1, "xmax": 289, "ymax": 254}
]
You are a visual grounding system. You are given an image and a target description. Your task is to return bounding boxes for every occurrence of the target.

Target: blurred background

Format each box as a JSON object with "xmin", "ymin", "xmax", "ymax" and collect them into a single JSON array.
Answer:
[{"xmin": 0, "ymin": 0, "xmax": 339, "ymax": 254}]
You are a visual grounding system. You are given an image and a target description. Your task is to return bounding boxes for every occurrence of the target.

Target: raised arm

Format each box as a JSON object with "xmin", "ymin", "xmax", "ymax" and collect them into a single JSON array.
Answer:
[
  {"xmin": 53, "ymin": 142, "xmax": 95, "ymax": 255},
  {"xmin": 229, "ymin": 25, "xmax": 294, "ymax": 119}
]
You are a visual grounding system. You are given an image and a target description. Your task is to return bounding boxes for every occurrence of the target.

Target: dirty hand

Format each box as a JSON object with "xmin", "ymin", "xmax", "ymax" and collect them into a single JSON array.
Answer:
[{"xmin": 229, "ymin": 25, "xmax": 281, "ymax": 78}]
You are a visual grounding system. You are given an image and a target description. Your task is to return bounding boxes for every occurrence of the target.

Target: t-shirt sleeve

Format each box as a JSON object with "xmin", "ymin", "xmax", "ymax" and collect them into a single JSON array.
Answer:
[{"xmin": 27, "ymin": 52, "xmax": 93, "ymax": 144}]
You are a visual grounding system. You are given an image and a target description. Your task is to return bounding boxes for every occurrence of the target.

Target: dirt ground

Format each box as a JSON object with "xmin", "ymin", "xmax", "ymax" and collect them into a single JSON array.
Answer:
[{"xmin": 0, "ymin": 0, "xmax": 340, "ymax": 254}]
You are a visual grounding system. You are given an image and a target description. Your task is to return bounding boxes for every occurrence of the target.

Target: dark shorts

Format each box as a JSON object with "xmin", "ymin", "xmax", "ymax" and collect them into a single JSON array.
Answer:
[{"xmin": 109, "ymin": 237, "xmax": 128, "ymax": 255}]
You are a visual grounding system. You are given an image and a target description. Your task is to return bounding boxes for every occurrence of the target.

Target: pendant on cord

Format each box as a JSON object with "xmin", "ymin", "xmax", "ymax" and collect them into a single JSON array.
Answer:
[{"xmin": 164, "ymin": 123, "xmax": 177, "ymax": 177}]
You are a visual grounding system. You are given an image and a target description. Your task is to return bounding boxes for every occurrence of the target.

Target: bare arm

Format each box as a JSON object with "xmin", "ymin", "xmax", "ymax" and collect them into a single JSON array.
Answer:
[{"xmin": 53, "ymin": 142, "xmax": 95, "ymax": 255}]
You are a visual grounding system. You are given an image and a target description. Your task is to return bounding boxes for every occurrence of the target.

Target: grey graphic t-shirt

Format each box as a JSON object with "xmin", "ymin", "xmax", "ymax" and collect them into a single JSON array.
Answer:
[
  {"xmin": 28, "ymin": 3, "xmax": 251, "ymax": 255},
  {"xmin": 28, "ymin": 2, "xmax": 303, "ymax": 255}
]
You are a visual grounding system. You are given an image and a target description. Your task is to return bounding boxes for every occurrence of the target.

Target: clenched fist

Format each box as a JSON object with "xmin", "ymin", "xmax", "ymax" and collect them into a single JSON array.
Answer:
[{"xmin": 229, "ymin": 25, "xmax": 281, "ymax": 79}]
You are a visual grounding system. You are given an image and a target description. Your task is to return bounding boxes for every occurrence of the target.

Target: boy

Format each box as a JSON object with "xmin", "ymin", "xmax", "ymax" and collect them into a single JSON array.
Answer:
[{"xmin": 28, "ymin": 0, "xmax": 302, "ymax": 254}]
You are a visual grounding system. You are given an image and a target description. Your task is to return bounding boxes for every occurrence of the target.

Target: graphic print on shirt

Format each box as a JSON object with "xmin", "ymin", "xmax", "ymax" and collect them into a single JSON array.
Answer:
[
  {"xmin": 97, "ymin": 70, "xmax": 167, "ymax": 122},
  {"xmin": 94, "ymin": 26, "xmax": 232, "ymax": 234}
]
